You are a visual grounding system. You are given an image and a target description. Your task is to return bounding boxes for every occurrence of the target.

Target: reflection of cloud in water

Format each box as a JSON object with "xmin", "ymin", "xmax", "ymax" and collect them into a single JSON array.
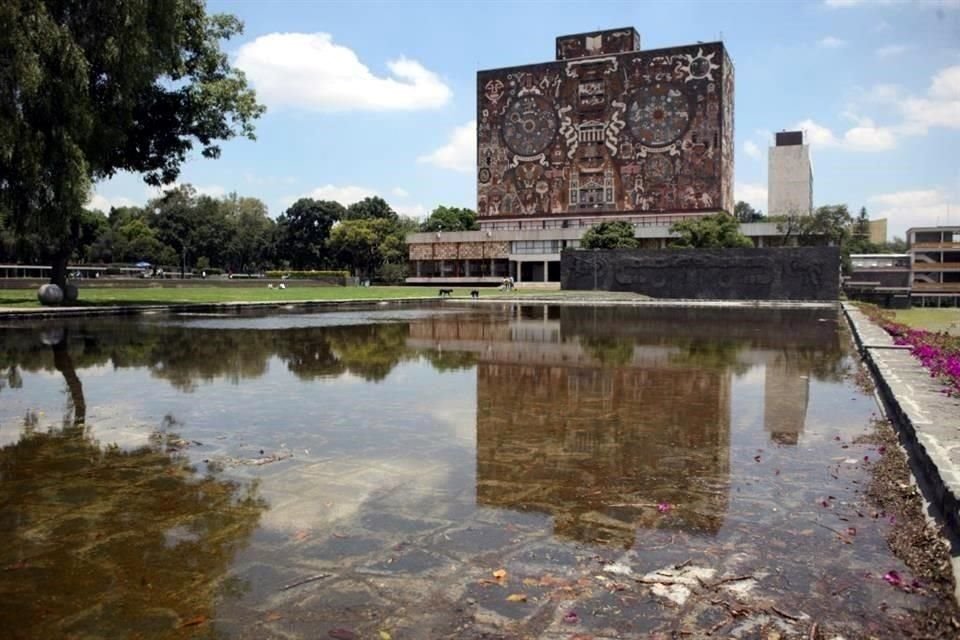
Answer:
[
  {"xmin": 258, "ymin": 457, "xmax": 453, "ymax": 533},
  {"xmin": 154, "ymin": 308, "xmax": 477, "ymax": 331}
]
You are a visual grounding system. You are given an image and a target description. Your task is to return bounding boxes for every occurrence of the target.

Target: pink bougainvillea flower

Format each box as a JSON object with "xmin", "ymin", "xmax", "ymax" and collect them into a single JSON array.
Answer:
[
  {"xmin": 657, "ymin": 501, "xmax": 672, "ymax": 513},
  {"xmin": 563, "ymin": 611, "xmax": 579, "ymax": 624},
  {"xmin": 883, "ymin": 570, "xmax": 902, "ymax": 587}
]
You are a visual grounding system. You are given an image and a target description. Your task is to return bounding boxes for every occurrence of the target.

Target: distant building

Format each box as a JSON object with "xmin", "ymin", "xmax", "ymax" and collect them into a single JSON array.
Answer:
[
  {"xmin": 767, "ymin": 130, "xmax": 812, "ymax": 217},
  {"xmin": 844, "ymin": 253, "xmax": 912, "ymax": 309},
  {"xmin": 868, "ymin": 218, "xmax": 888, "ymax": 245},
  {"xmin": 908, "ymin": 225, "xmax": 960, "ymax": 305},
  {"xmin": 408, "ymin": 27, "xmax": 739, "ymax": 286}
]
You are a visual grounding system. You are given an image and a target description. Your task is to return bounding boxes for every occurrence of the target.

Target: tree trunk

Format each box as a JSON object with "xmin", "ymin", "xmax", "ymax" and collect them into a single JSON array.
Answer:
[
  {"xmin": 50, "ymin": 245, "xmax": 69, "ymax": 290},
  {"xmin": 51, "ymin": 332, "xmax": 86, "ymax": 427}
]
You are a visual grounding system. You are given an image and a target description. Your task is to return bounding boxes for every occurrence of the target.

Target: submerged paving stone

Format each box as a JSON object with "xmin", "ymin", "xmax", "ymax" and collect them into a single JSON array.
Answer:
[{"xmin": 359, "ymin": 546, "xmax": 451, "ymax": 575}]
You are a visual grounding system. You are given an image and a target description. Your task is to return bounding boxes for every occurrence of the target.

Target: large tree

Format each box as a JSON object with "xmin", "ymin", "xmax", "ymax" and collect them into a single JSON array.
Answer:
[
  {"xmin": 734, "ymin": 200, "xmax": 764, "ymax": 223},
  {"xmin": 670, "ymin": 214, "xmax": 754, "ymax": 248},
  {"xmin": 223, "ymin": 193, "xmax": 274, "ymax": 274},
  {"xmin": 328, "ymin": 218, "xmax": 388, "ymax": 279},
  {"xmin": 276, "ymin": 199, "xmax": 344, "ymax": 269},
  {"xmin": 344, "ymin": 196, "xmax": 397, "ymax": 222},
  {"xmin": 581, "ymin": 221, "xmax": 639, "ymax": 249},
  {"xmin": 0, "ymin": 0, "xmax": 264, "ymax": 291},
  {"xmin": 419, "ymin": 206, "xmax": 479, "ymax": 232}
]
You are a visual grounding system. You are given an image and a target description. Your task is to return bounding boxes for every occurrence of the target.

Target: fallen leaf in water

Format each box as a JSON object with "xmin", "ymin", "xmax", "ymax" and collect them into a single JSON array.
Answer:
[
  {"xmin": 493, "ymin": 569, "xmax": 507, "ymax": 580},
  {"xmin": 522, "ymin": 577, "xmax": 538, "ymax": 586},
  {"xmin": 264, "ymin": 612, "xmax": 282, "ymax": 622},
  {"xmin": 379, "ymin": 631, "xmax": 392, "ymax": 640},
  {"xmin": 329, "ymin": 629, "xmax": 357, "ymax": 640},
  {"xmin": 292, "ymin": 530, "xmax": 309, "ymax": 542},
  {"xmin": 179, "ymin": 615, "xmax": 208, "ymax": 628},
  {"xmin": 846, "ymin": 527, "xmax": 857, "ymax": 537},
  {"xmin": 506, "ymin": 593, "xmax": 527, "ymax": 602}
]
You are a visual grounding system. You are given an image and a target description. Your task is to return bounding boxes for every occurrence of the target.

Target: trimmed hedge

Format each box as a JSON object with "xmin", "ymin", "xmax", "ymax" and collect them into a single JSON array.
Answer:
[{"xmin": 265, "ymin": 270, "xmax": 350, "ymax": 279}]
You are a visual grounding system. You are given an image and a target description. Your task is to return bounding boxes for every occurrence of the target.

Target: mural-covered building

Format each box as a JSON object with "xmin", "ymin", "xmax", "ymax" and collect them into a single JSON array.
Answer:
[{"xmin": 408, "ymin": 28, "xmax": 753, "ymax": 286}]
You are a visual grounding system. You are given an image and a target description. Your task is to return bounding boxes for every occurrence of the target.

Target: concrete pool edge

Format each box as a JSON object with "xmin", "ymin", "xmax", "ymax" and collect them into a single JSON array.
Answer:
[
  {"xmin": 842, "ymin": 303, "xmax": 960, "ymax": 556},
  {"xmin": 0, "ymin": 296, "xmax": 838, "ymax": 320}
]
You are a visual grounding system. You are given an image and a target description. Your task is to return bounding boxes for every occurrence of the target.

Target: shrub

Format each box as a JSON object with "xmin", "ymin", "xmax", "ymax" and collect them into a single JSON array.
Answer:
[{"xmin": 859, "ymin": 303, "xmax": 960, "ymax": 397}]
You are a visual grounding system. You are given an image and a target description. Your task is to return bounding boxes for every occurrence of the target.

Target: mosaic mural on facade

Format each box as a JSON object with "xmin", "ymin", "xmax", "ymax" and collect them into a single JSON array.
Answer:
[
  {"xmin": 477, "ymin": 36, "xmax": 734, "ymax": 220},
  {"xmin": 408, "ymin": 241, "xmax": 509, "ymax": 261}
]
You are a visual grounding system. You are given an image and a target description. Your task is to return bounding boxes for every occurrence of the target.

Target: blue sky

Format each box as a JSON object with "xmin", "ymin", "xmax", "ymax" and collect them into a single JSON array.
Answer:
[{"xmin": 88, "ymin": 0, "xmax": 960, "ymax": 240}]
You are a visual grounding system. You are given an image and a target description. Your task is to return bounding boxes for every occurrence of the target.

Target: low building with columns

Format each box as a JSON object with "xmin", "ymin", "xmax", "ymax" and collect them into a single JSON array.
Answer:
[{"xmin": 406, "ymin": 219, "xmax": 793, "ymax": 287}]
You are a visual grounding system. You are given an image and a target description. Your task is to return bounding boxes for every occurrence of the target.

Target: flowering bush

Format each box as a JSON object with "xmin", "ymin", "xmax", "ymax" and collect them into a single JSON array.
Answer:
[{"xmin": 859, "ymin": 304, "xmax": 960, "ymax": 397}]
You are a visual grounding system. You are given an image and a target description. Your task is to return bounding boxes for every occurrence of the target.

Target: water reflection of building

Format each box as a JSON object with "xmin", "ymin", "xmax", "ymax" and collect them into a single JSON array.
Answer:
[
  {"xmin": 764, "ymin": 356, "xmax": 809, "ymax": 445},
  {"xmin": 407, "ymin": 306, "xmax": 832, "ymax": 547},
  {"xmin": 408, "ymin": 307, "xmax": 733, "ymax": 548}
]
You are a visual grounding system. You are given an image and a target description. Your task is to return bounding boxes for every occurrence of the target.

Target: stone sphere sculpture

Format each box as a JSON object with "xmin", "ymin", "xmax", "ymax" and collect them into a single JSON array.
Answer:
[
  {"xmin": 40, "ymin": 328, "xmax": 65, "ymax": 346},
  {"xmin": 63, "ymin": 283, "xmax": 79, "ymax": 304},
  {"xmin": 37, "ymin": 284, "xmax": 64, "ymax": 305}
]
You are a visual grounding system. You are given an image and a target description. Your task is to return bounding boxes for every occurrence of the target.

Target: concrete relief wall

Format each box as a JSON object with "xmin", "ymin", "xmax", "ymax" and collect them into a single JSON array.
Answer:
[{"xmin": 561, "ymin": 247, "xmax": 840, "ymax": 301}]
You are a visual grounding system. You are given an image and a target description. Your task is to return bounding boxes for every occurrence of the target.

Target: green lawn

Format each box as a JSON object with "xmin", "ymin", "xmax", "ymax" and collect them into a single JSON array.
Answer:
[
  {"xmin": 893, "ymin": 308, "xmax": 960, "ymax": 335},
  {"xmin": 0, "ymin": 285, "xmax": 527, "ymax": 308}
]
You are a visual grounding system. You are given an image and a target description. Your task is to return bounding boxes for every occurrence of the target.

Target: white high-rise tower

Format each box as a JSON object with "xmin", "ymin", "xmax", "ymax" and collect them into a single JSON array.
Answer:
[{"xmin": 768, "ymin": 131, "xmax": 813, "ymax": 216}]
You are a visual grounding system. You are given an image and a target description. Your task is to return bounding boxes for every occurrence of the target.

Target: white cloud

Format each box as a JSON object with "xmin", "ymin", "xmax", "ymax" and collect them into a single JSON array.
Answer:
[
  {"xmin": 743, "ymin": 140, "xmax": 761, "ymax": 159},
  {"xmin": 735, "ymin": 182, "xmax": 768, "ymax": 212},
  {"xmin": 793, "ymin": 118, "xmax": 896, "ymax": 152},
  {"xmin": 818, "ymin": 36, "xmax": 848, "ymax": 49},
  {"xmin": 826, "ymin": 0, "xmax": 960, "ymax": 8},
  {"xmin": 794, "ymin": 119, "xmax": 839, "ymax": 147},
  {"xmin": 86, "ymin": 192, "xmax": 136, "ymax": 212},
  {"xmin": 869, "ymin": 188, "xmax": 960, "ymax": 238},
  {"xmin": 863, "ymin": 83, "xmax": 902, "ymax": 102},
  {"xmin": 875, "ymin": 44, "xmax": 909, "ymax": 57},
  {"xmin": 418, "ymin": 120, "xmax": 476, "ymax": 173},
  {"xmin": 394, "ymin": 203, "xmax": 428, "ymax": 219},
  {"xmin": 280, "ymin": 184, "xmax": 428, "ymax": 218},
  {"xmin": 234, "ymin": 32, "xmax": 451, "ymax": 111},
  {"xmin": 929, "ymin": 65, "xmax": 960, "ymax": 99},
  {"xmin": 885, "ymin": 65, "xmax": 960, "ymax": 134},
  {"xmin": 146, "ymin": 183, "xmax": 227, "ymax": 200},
  {"xmin": 302, "ymin": 184, "xmax": 377, "ymax": 205},
  {"xmin": 88, "ymin": 183, "xmax": 227, "ymax": 210}
]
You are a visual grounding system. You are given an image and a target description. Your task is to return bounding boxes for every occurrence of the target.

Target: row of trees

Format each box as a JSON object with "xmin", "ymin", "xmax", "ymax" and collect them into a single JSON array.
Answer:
[
  {"xmin": 582, "ymin": 202, "xmax": 906, "ymax": 271},
  {"xmin": 0, "ymin": 187, "xmax": 478, "ymax": 281}
]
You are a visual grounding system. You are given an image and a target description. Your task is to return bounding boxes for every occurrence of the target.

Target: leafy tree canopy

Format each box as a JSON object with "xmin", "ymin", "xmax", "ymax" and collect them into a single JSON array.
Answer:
[
  {"xmin": 344, "ymin": 196, "xmax": 397, "ymax": 222},
  {"xmin": 0, "ymin": 0, "xmax": 264, "ymax": 287},
  {"xmin": 276, "ymin": 198, "xmax": 344, "ymax": 270},
  {"xmin": 419, "ymin": 206, "xmax": 479, "ymax": 232},
  {"xmin": 734, "ymin": 201, "xmax": 764, "ymax": 223},
  {"xmin": 670, "ymin": 214, "xmax": 754, "ymax": 248},
  {"xmin": 581, "ymin": 221, "xmax": 639, "ymax": 249}
]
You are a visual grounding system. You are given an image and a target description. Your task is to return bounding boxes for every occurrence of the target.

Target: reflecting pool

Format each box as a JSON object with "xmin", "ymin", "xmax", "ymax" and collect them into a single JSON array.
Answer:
[{"xmin": 0, "ymin": 305, "xmax": 939, "ymax": 638}]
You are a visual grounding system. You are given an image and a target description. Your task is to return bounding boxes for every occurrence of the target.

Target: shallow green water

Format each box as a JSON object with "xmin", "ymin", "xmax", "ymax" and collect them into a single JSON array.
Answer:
[{"xmin": 0, "ymin": 304, "xmax": 936, "ymax": 638}]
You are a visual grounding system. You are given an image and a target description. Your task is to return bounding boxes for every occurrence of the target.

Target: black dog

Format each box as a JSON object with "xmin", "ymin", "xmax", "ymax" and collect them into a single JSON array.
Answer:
[
  {"xmin": 438, "ymin": 288, "xmax": 453, "ymax": 297},
  {"xmin": 470, "ymin": 289, "xmax": 479, "ymax": 299}
]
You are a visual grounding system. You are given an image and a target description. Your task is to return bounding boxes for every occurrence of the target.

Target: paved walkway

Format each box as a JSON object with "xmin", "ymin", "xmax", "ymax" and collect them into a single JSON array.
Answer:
[{"xmin": 843, "ymin": 303, "xmax": 960, "ymax": 542}]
